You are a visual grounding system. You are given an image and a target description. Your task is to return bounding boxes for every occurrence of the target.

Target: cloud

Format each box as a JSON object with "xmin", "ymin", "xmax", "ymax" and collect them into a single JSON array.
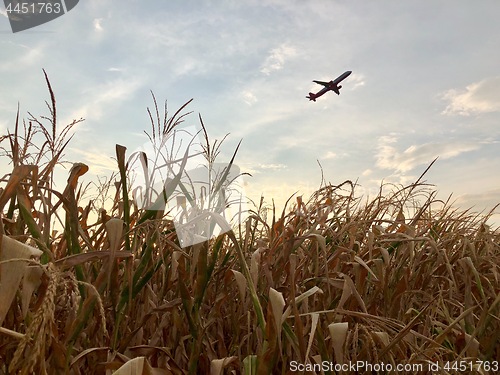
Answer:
[
  {"xmin": 259, "ymin": 163, "xmax": 287, "ymax": 170},
  {"xmin": 93, "ymin": 18, "xmax": 104, "ymax": 32},
  {"xmin": 319, "ymin": 150, "xmax": 350, "ymax": 160},
  {"xmin": 69, "ymin": 148, "xmax": 118, "ymax": 175},
  {"xmin": 454, "ymin": 189, "xmax": 500, "ymax": 227},
  {"xmin": 107, "ymin": 67, "xmax": 125, "ymax": 73},
  {"xmin": 455, "ymin": 188, "xmax": 500, "ymax": 210},
  {"xmin": 241, "ymin": 162, "xmax": 287, "ymax": 175},
  {"xmin": 61, "ymin": 77, "xmax": 142, "ymax": 125},
  {"xmin": 241, "ymin": 91, "xmax": 257, "ymax": 106},
  {"xmin": 441, "ymin": 76, "xmax": 500, "ymax": 116},
  {"xmin": 0, "ymin": 44, "xmax": 44, "ymax": 72},
  {"xmin": 322, "ymin": 151, "xmax": 337, "ymax": 159},
  {"xmin": 260, "ymin": 44, "xmax": 297, "ymax": 75},
  {"xmin": 375, "ymin": 135, "xmax": 479, "ymax": 172},
  {"xmin": 349, "ymin": 72, "xmax": 366, "ymax": 90}
]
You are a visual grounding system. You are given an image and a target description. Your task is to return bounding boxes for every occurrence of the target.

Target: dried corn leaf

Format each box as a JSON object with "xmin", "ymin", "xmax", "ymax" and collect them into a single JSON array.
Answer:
[
  {"xmin": 231, "ymin": 269, "xmax": 247, "ymax": 301},
  {"xmin": 282, "ymin": 286, "xmax": 323, "ymax": 321},
  {"xmin": 0, "ymin": 235, "xmax": 42, "ymax": 326},
  {"xmin": 21, "ymin": 265, "xmax": 43, "ymax": 318},
  {"xmin": 372, "ymin": 331, "xmax": 390, "ymax": 346},
  {"xmin": 269, "ymin": 287, "xmax": 285, "ymax": 349},
  {"xmin": 250, "ymin": 248, "xmax": 262, "ymax": 288},
  {"xmin": 304, "ymin": 312, "xmax": 319, "ymax": 362},
  {"xmin": 106, "ymin": 218, "xmax": 124, "ymax": 253},
  {"xmin": 210, "ymin": 356, "xmax": 237, "ymax": 375},
  {"xmin": 328, "ymin": 322, "xmax": 348, "ymax": 364},
  {"xmin": 112, "ymin": 356, "xmax": 154, "ymax": 375},
  {"xmin": 353, "ymin": 255, "xmax": 379, "ymax": 282}
]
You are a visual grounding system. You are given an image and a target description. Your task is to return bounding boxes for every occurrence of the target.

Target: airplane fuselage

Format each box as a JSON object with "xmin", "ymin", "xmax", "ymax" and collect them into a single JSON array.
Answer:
[{"xmin": 307, "ymin": 70, "xmax": 352, "ymax": 101}]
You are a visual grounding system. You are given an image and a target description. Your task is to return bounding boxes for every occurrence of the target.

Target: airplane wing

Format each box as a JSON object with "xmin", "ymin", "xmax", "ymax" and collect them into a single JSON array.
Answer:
[{"xmin": 313, "ymin": 80, "xmax": 330, "ymax": 86}]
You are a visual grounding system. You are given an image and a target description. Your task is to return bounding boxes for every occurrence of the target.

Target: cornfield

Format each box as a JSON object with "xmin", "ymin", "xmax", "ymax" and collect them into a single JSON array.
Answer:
[{"xmin": 0, "ymin": 73, "xmax": 499, "ymax": 374}]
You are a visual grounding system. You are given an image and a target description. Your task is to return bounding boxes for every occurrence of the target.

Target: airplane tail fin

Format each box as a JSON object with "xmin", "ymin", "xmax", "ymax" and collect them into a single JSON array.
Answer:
[{"xmin": 307, "ymin": 93, "xmax": 316, "ymax": 101}]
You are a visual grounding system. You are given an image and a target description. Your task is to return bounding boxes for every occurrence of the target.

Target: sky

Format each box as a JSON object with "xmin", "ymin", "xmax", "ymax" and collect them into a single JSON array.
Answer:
[{"xmin": 1, "ymin": 0, "xmax": 499, "ymax": 226}]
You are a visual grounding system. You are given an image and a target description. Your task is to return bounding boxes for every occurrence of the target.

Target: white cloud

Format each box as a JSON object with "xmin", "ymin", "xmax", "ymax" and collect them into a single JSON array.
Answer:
[
  {"xmin": 441, "ymin": 76, "xmax": 500, "ymax": 116},
  {"xmin": 107, "ymin": 67, "xmax": 125, "ymax": 73},
  {"xmin": 61, "ymin": 77, "xmax": 142, "ymax": 124},
  {"xmin": 93, "ymin": 18, "xmax": 103, "ymax": 32},
  {"xmin": 241, "ymin": 162, "xmax": 287, "ymax": 175},
  {"xmin": 259, "ymin": 163, "xmax": 287, "ymax": 170},
  {"xmin": 375, "ymin": 135, "xmax": 479, "ymax": 172},
  {"xmin": 241, "ymin": 91, "xmax": 257, "ymax": 106},
  {"xmin": 454, "ymin": 189, "xmax": 500, "ymax": 227},
  {"xmin": 455, "ymin": 188, "xmax": 500, "ymax": 210},
  {"xmin": 69, "ymin": 148, "xmax": 117, "ymax": 175},
  {"xmin": 349, "ymin": 72, "xmax": 366, "ymax": 90},
  {"xmin": 322, "ymin": 151, "xmax": 337, "ymax": 159},
  {"xmin": 0, "ymin": 44, "xmax": 44, "ymax": 72},
  {"xmin": 260, "ymin": 44, "xmax": 297, "ymax": 75}
]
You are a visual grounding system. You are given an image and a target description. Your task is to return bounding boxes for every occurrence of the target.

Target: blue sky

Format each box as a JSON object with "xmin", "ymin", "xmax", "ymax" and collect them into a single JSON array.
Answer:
[{"xmin": 1, "ymin": 0, "xmax": 499, "ymax": 223}]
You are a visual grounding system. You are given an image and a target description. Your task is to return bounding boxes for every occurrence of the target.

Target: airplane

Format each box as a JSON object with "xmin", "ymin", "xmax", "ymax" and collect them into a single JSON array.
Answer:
[{"xmin": 306, "ymin": 70, "xmax": 352, "ymax": 101}]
